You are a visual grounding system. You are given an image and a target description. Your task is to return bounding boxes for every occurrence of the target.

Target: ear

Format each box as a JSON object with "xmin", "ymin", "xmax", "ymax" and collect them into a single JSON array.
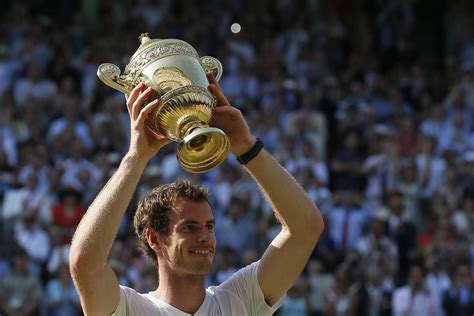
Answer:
[{"xmin": 145, "ymin": 227, "xmax": 161, "ymax": 254}]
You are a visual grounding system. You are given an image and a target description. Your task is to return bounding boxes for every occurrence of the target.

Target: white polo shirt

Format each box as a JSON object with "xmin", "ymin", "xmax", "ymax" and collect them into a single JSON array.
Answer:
[{"xmin": 112, "ymin": 260, "xmax": 285, "ymax": 315}]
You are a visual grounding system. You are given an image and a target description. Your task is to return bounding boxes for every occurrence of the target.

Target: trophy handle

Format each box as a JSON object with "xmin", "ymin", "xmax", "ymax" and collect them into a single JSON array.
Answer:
[
  {"xmin": 200, "ymin": 56, "xmax": 223, "ymax": 81},
  {"xmin": 97, "ymin": 63, "xmax": 132, "ymax": 95}
]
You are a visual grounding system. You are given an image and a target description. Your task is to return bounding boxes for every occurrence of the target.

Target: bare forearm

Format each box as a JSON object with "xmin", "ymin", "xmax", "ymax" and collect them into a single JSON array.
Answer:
[
  {"xmin": 70, "ymin": 153, "xmax": 149, "ymax": 272},
  {"xmin": 245, "ymin": 149, "xmax": 324, "ymax": 238}
]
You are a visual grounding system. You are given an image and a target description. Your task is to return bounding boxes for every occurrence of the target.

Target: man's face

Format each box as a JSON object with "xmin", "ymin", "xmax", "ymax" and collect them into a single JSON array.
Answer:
[{"xmin": 158, "ymin": 199, "xmax": 216, "ymax": 276}]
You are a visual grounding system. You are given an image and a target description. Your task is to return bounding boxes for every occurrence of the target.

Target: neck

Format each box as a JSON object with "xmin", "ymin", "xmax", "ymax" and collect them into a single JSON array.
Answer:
[{"xmin": 153, "ymin": 266, "xmax": 207, "ymax": 314}]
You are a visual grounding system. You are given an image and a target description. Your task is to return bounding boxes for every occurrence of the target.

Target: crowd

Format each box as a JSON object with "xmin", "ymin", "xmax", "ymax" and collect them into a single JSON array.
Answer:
[{"xmin": 0, "ymin": 0, "xmax": 474, "ymax": 315}]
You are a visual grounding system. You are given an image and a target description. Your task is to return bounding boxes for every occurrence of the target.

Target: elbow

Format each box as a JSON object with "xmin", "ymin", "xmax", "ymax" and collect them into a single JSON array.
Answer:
[
  {"xmin": 68, "ymin": 244, "xmax": 97, "ymax": 276},
  {"xmin": 310, "ymin": 207, "xmax": 325, "ymax": 237},
  {"xmin": 294, "ymin": 206, "xmax": 324, "ymax": 242},
  {"xmin": 68, "ymin": 245, "xmax": 85, "ymax": 273},
  {"xmin": 315, "ymin": 211, "xmax": 325, "ymax": 234}
]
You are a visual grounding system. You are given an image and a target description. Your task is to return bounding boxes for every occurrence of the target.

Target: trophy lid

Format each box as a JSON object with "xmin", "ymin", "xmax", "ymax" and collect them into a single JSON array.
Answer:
[
  {"xmin": 138, "ymin": 33, "xmax": 157, "ymax": 47},
  {"xmin": 123, "ymin": 33, "xmax": 199, "ymax": 81}
]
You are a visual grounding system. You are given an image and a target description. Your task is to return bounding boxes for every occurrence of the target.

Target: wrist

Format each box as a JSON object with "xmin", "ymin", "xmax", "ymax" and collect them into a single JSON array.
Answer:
[
  {"xmin": 232, "ymin": 137, "xmax": 257, "ymax": 157},
  {"xmin": 236, "ymin": 138, "xmax": 264, "ymax": 165},
  {"xmin": 123, "ymin": 151, "xmax": 150, "ymax": 168}
]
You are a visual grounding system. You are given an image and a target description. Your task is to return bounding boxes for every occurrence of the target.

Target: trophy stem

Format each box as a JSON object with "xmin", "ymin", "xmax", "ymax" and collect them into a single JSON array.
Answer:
[
  {"xmin": 177, "ymin": 126, "xmax": 231, "ymax": 173},
  {"xmin": 179, "ymin": 118, "xmax": 210, "ymax": 151}
]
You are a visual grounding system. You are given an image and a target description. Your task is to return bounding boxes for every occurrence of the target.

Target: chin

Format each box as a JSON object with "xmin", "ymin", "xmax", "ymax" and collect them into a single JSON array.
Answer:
[
  {"xmin": 187, "ymin": 260, "xmax": 213, "ymax": 275},
  {"xmin": 193, "ymin": 262, "xmax": 213, "ymax": 275},
  {"xmin": 179, "ymin": 252, "xmax": 215, "ymax": 275}
]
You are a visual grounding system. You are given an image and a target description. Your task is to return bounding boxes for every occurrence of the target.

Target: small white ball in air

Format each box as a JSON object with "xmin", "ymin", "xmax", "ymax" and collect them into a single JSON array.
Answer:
[{"xmin": 230, "ymin": 23, "xmax": 241, "ymax": 34}]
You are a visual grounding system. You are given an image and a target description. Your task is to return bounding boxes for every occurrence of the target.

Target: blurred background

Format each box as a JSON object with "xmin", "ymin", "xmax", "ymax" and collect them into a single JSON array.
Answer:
[{"xmin": 0, "ymin": 0, "xmax": 474, "ymax": 315}]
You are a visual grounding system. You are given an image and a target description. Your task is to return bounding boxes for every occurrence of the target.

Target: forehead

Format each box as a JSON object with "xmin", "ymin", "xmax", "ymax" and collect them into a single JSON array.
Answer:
[{"xmin": 170, "ymin": 198, "xmax": 214, "ymax": 223}]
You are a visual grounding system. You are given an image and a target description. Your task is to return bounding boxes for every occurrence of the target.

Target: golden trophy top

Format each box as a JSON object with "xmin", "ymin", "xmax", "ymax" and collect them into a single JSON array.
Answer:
[
  {"xmin": 97, "ymin": 33, "xmax": 223, "ymax": 95},
  {"xmin": 123, "ymin": 34, "xmax": 200, "ymax": 84}
]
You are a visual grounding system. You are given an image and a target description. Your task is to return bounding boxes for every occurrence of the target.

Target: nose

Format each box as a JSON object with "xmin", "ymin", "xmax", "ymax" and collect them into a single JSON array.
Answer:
[{"xmin": 198, "ymin": 227, "xmax": 213, "ymax": 243}]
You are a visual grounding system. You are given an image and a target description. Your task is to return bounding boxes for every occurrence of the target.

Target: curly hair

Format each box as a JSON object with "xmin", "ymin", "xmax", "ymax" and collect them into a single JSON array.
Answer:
[{"xmin": 133, "ymin": 179, "xmax": 210, "ymax": 266}]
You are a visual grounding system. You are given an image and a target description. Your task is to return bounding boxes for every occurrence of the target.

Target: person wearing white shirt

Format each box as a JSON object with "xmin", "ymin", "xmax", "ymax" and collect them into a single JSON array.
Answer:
[
  {"xmin": 13, "ymin": 208, "xmax": 51, "ymax": 268},
  {"xmin": 69, "ymin": 75, "xmax": 324, "ymax": 315},
  {"xmin": 392, "ymin": 265, "xmax": 442, "ymax": 316},
  {"xmin": 416, "ymin": 135, "xmax": 446, "ymax": 199}
]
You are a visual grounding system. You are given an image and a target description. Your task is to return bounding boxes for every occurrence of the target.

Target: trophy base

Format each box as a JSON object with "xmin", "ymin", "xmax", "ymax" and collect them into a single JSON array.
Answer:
[{"xmin": 177, "ymin": 127, "xmax": 230, "ymax": 173}]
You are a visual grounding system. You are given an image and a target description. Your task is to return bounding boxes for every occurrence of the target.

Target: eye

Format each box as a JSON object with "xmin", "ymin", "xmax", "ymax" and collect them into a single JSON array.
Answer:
[
  {"xmin": 206, "ymin": 223, "xmax": 215, "ymax": 230},
  {"xmin": 183, "ymin": 225, "xmax": 197, "ymax": 232}
]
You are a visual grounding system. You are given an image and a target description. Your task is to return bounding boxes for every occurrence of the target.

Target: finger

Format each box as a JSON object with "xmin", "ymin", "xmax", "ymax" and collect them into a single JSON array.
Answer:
[
  {"xmin": 132, "ymin": 87, "xmax": 155, "ymax": 120},
  {"xmin": 209, "ymin": 107, "xmax": 229, "ymax": 126},
  {"xmin": 127, "ymin": 83, "xmax": 146, "ymax": 115},
  {"xmin": 137, "ymin": 98, "xmax": 159, "ymax": 123},
  {"xmin": 211, "ymin": 106, "xmax": 242, "ymax": 122},
  {"xmin": 206, "ymin": 72, "xmax": 220, "ymax": 89},
  {"xmin": 147, "ymin": 126, "xmax": 172, "ymax": 143},
  {"xmin": 208, "ymin": 84, "xmax": 230, "ymax": 107}
]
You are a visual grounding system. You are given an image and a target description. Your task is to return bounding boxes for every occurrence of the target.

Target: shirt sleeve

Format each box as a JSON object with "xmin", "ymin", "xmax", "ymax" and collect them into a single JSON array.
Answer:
[
  {"xmin": 217, "ymin": 260, "xmax": 286, "ymax": 315},
  {"xmin": 111, "ymin": 286, "xmax": 129, "ymax": 316},
  {"xmin": 112, "ymin": 286, "xmax": 154, "ymax": 316}
]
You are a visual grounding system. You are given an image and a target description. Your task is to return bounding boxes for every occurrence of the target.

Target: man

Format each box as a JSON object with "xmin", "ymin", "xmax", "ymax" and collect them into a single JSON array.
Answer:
[
  {"xmin": 69, "ymin": 73, "xmax": 324, "ymax": 315},
  {"xmin": 392, "ymin": 264, "xmax": 442, "ymax": 316},
  {"xmin": 442, "ymin": 264, "xmax": 474, "ymax": 316},
  {"xmin": 0, "ymin": 250, "xmax": 42, "ymax": 315}
]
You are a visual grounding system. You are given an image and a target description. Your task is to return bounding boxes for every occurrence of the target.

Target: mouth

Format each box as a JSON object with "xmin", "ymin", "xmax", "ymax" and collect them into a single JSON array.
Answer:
[{"xmin": 189, "ymin": 249, "xmax": 213, "ymax": 256}]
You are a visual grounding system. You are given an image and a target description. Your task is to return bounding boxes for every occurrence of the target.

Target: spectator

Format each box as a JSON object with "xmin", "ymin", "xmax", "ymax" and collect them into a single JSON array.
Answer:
[
  {"xmin": 0, "ymin": 250, "xmax": 42, "ymax": 315},
  {"xmin": 394, "ymin": 161, "xmax": 423, "ymax": 229},
  {"xmin": 13, "ymin": 207, "xmax": 51, "ymax": 272},
  {"xmin": 395, "ymin": 115, "xmax": 419, "ymax": 158},
  {"xmin": 365, "ymin": 268, "xmax": 392, "ymax": 316},
  {"xmin": 327, "ymin": 190, "xmax": 367, "ymax": 252},
  {"xmin": 363, "ymin": 127, "xmax": 398, "ymax": 208},
  {"xmin": 0, "ymin": 102, "xmax": 17, "ymax": 167},
  {"xmin": 51, "ymin": 188, "xmax": 86, "ymax": 244},
  {"xmin": 416, "ymin": 135, "xmax": 446, "ymax": 201},
  {"xmin": 442, "ymin": 264, "xmax": 474, "ymax": 316},
  {"xmin": 215, "ymin": 196, "xmax": 256, "ymax": 256},
  {"xmin": 2, "ymin": 172, "xmax": 47, "ymax": 224},
  {"xmin": 279, "ymin": 276, "xmax": 311, "ymax": 316},
  {"xmin": 47, "ymin": 99, "xmax": 93, "ymax": 152},
  {"xmin": 44, "ymin": 264, "xmax": 82, "ymax": 316},
  {"xmin": 286, "ymin": 95, "xmax": 328, "ymax": 160},
  {"xmin": 419, "ymin": 103, "xmax": 445, "ymax": 143},
  {"xmin": 437, "ymin": 166, "xmax": 463, "ymax": 211},
  {"xmin": 385, "ymin": 190, "xmax": 417, "ymax": 282},
  {"xmin": 355, "ymin": 214, "xmax": 398, "ymax": 274},
  {"xmin": 307, "ymin": 259, "xmax": 334, "ymax": 316},
  {"xmin": 59, "ymin": 139, "xmax": 101, "ymax": 191},
  {"xmin": 330, "ymin": 130, "xmax": 366, "ymax": 191},
  {"xmin": 425, "ymin": 255, "xmax": 451, "ymax": 309},
  {"xmin": 392, "ymin": 264, "xmax": 442, "ymax": 316},
  {"xmin": 0, "ymin": 0, "xmax": 473, "ymax": 313},
  {"xmin": 324, "ymin": 268, "xmax": 352, "ymax": 316},
  {"xmin": 12, "ymin": 62, "xmax": 57, "ymax": 109}
]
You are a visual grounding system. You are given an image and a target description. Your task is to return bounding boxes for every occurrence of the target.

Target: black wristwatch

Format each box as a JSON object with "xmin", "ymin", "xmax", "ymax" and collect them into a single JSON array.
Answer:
[{"xmin": 236, "ymin": 138, "xmax": 264, "ymax": 165}]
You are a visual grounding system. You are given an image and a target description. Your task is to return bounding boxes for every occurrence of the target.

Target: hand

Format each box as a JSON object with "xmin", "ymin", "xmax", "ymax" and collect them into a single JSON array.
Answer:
[
  {"xmin": 125, "ymin": 83, "xmax": 171, "ymax": 161},
  {"xmin": 207, "ymin": 73, "xmax": 255, "ymax": 156}
]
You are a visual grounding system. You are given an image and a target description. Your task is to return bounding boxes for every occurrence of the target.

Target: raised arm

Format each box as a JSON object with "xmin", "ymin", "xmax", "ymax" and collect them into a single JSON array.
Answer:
[
  {"xmin": 208, "ymin": 74, "xmax": 324, "ymax": 306},
  {"xmin": 69, "ymin": 84, "xmax": 169, "ymax": 315}
]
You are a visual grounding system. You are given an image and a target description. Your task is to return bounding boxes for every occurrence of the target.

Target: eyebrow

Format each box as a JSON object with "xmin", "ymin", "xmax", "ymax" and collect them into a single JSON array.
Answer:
[{"xmin": 177, "ymin": 219, "xmax": 216, "ymax": 226}]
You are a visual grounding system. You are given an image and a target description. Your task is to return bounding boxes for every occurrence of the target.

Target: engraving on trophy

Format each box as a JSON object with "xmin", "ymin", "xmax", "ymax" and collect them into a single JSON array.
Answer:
[
  {"xmin": 124, "ymin": 40, "xmax": 198, "ymax": 81},
  {"xmin": 153, "ymin": 67, "xmax": 193, "ymax": 95}
]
